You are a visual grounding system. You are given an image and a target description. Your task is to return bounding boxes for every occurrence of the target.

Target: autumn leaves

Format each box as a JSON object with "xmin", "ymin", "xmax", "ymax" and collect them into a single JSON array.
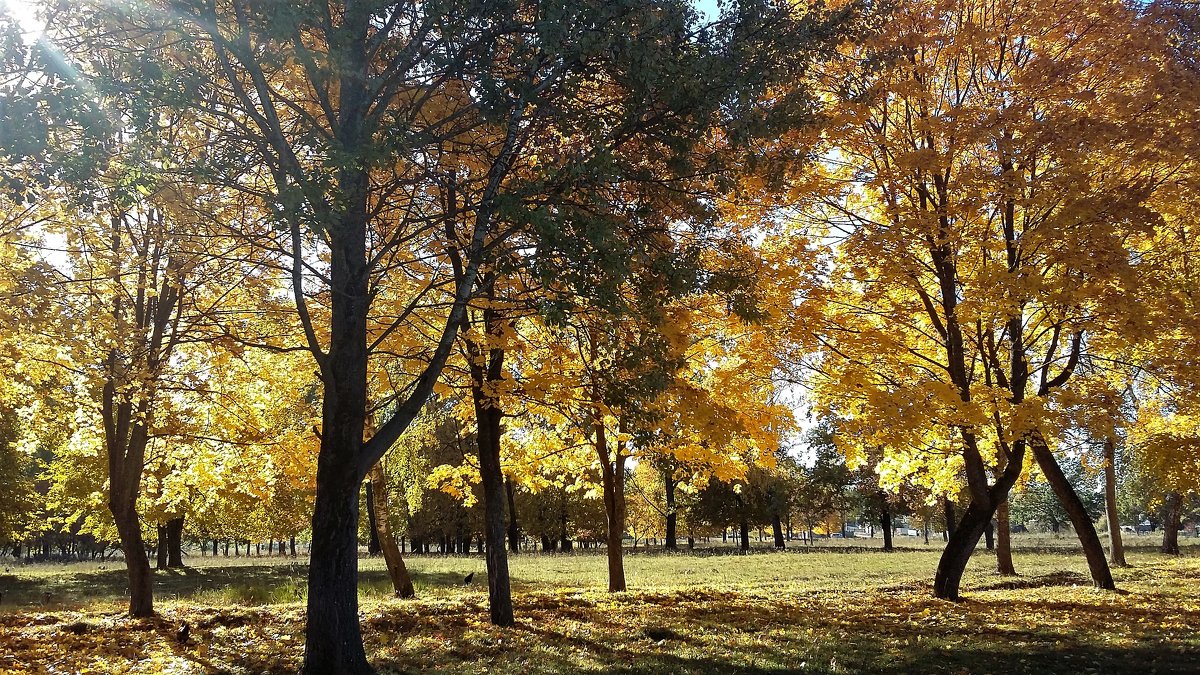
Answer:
[{"xmin": 2, "ymin": 0, "xmax": 1199, "ymax": 673}]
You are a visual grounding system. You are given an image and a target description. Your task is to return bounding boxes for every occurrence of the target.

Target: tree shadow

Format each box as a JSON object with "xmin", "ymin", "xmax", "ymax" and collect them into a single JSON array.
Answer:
[{"xmin": 0, "ymin": 561, "xmax": 476, "ymax": 610}]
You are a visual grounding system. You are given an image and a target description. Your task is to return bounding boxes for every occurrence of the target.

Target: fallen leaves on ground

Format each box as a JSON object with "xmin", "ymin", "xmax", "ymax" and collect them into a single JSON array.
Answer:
[{"xmin": 2, "ymin": 559, "xmax": 1199, "ymax": 674}]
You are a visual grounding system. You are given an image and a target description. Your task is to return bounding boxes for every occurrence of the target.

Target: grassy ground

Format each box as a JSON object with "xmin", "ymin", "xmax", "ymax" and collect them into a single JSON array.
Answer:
[{"xmin": 0, "ymin": 536, "xmax": 1198, "ymax": 674}]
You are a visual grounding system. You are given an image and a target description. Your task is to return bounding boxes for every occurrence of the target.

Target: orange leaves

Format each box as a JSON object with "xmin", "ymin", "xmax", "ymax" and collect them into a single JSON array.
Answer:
[{"xmin": 788, "ymin": 0, "xmax": 1200, "ymax": 500}]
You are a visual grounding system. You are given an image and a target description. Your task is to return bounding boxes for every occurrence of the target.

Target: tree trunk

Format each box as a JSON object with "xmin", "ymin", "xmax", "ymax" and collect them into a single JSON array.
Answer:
[
  {"xmin": 1162, "ymin": 491, "xmax": 1183, "ymax": 555},
  {"xmin": 113, "ymin": 507, "xmax": 153, "ymax": 617},
  {"xmin": 106, "ymin": 422, "xmax": 154, "ymax": 617},
  {"xmin": 156, "ymin": 524, "xmax": 169, "ymax": 570},
  {"xmin": 933, "ymin": 499, "xmax": 993, "ymax": 599},
  {"xmin": 505, "ymin": 478, "xmax": 520, "ymax": 554},
  {"xmin": 303, "ymin": 226, "xmax": 373, "ymax": 674},
  {"xmin": 364, "ymin": 481, "xmax": 382, "ymax": 556},
  {"xmin": 166, "ymin": 516, "xmax": 185, "ymax": 568},
  {"xmin": 737, "ymin": 497, "xmax": 750, "ymax": 552},
  {"xmin": 1030, "ymin": 434, "xmax": 1115, "ymax": 590},
  {"xmin": 599, "ymin": 419, "xmax": 627, "ymax": 592},
  {"xmin": 995, "ymin": 498, "xmax": 1016, "ymax": 575},
  {"xmin": 304, "ymin": 459, "xmax": 368, "ymax": 674},
  {"xmin": 943, "ymin": 498, "xmax": 957, "ymax": 539},
  {"xmin": 983, "ymin": 519, "xmax": 994, "ymax": 550},
  {"xmin": 465, "ymin": 287, "xmax": 515, "ymax": 625},
  {"xmin": 664, "ymin": 469, "xmax": 678, "ymax": 550},
  {"xmin": 469, "ymin": 356, "xmax": 514, "ymax": 625},
  {"xmin": 368, "ymin": 462, "xmax": 415, "ymax": 598},
  {"xmin": 934, "ymin": 437, "xmax": 1028, "ymax": 599},
  {"xmin": 103, "ymin": 373, "xmax": 156, "ymax": 617},
  {"xmin": 880, "ymin": 498, "xmax": 893, "ymax": 552},
  {"xmin": 1104, "ymin": 438, "xmax": 1127, "ymax": 567},
  {"xmin": 771, "ymin": 509, "xmax": 785, "ymax": 549}
]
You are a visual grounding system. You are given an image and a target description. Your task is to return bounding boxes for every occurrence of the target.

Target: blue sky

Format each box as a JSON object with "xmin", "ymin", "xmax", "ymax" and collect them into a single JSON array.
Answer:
[{"xmin": 695, "ymin": 0, "xmax": 721, "ymax": 22}]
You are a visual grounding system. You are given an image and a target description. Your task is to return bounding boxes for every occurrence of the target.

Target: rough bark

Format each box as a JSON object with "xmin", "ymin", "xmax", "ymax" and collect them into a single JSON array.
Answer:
[
  {"xmin": 1030, "ymin": 434, "xmax": 1115, "ymax": 589},
  {"xmin": 301, "ymin": 186, "xmax": 375, "ymax": 672},
  {"xmin": 368, "ymin": 462, "xmax": 415, "ymax": 598},
  {"xmin": 934, "ymin": 438, "xmax": 1027, "ymax": 599},
  {"xmin": 105, "ymin": 393, "xmax": 156, "ymax": 617},
  {"xmin": 1162, "ymin": 491, "xmax": 1183, "ymax": 555},
  {"xmin": 1103, "ymin": 438, "xmax": 1127, "ymax": 566},
  {"xmin": 304, "ymin": 460, "xmax": 368, "ymax": 674}
]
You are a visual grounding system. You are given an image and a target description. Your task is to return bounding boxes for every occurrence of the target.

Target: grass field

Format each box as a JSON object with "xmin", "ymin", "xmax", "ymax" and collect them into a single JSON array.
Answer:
[{"xmin": 1, "ymin": 536, "xmax": 1198, "ymax": 674}]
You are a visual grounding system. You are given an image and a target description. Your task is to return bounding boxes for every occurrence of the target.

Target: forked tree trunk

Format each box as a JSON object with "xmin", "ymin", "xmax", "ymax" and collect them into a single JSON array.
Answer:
[
  {"xmin": 933, "ymin": 499, "xmax": 993, "ymax": 599},
  {"xmin": 1162, "ymin": 491, "xmax": 1183, "ymax": 555},
  {"xmin": 1029, "ymin": 435, "xmax": 1115, "ymax": 589},
  {"xmin": 1103, "ymin": 438, "xmax": 1127, "ymax": 566},
  {"xmin": 934, "ymin": 438, "xmax": 1028, "ymax": 599},
  {"xmin": 995, "ymin": 498, "xmax": 1016, "ymax": 575},
  {"xmin": 368, "ymin": 462, "xmax": 415, "ymax": 598},
  {"xmin": 105, "ymin": 402, "xmax": 156, "ymax": 617}
]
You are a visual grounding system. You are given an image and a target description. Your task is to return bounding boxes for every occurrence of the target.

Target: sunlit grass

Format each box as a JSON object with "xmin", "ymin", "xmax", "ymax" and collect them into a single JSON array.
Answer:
[{"xmin": 1, "ymin": 536, "xmax": 1197, "ymax": 673}]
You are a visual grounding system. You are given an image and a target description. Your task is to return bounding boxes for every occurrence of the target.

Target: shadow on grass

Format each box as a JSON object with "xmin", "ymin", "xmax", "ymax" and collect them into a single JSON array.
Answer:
[
  {"xmin": 0, "ymin": 562, "xmax": 471, "ymax": 609},
  {"xmin": 355, "ymin": 587, "xmax": 1200, "ymax": 675}
]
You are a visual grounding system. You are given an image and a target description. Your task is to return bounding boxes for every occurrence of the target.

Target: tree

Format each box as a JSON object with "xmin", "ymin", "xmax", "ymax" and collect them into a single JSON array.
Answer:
[
  {"xmin": 115, "ymin": 0, "xmax": 783, "ymax": 665},
  {"xmin": 799, "ymin": 0, "xmax": 1195, "ymax": 599}
]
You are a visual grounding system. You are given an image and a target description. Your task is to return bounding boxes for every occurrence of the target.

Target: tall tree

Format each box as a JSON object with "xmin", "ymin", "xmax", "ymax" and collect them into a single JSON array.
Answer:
[
  {"xmin": 800, "ymin": 0, "xmax": 1196, "ymax": 599},
  {"xmin": 124, "ymin": 0, "xmax": 780, "ymax": 666}
]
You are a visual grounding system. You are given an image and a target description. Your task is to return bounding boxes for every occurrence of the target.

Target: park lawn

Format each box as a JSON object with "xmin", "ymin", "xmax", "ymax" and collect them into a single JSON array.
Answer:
[{"xmin": 1, "ymin": 543, "xmax": 1198, "ymax": 674}]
